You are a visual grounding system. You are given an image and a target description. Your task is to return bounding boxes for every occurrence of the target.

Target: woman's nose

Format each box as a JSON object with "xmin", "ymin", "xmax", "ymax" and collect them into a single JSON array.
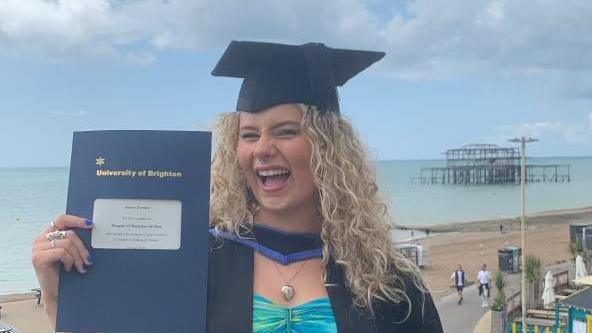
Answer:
[{"xmin": 253, "ymin": 134, "xmax": 276, "ymax": 160}]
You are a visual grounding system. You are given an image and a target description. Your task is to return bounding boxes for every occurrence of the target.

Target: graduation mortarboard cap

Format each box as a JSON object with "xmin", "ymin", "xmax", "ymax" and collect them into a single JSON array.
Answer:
[{"xmin": 211, "ymin": 41, "xmax": 385, "ymax": 114}]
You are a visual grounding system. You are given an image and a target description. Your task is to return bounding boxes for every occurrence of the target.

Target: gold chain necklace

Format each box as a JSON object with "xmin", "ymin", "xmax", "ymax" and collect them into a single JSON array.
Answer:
[{"xmin": 272, "ymin": 260, "xmax": 308, "ymax": 303}]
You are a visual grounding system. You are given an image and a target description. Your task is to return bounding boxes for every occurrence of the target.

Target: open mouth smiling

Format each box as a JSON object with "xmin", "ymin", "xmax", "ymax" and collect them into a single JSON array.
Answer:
[{"xmin": 256, "ymin": 168, "xmax": 291, "ymax": 189}]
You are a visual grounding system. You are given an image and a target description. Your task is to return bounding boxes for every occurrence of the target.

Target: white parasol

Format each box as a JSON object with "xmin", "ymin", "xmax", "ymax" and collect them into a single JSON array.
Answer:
[
  {"xmin": 576, "ymin": 255, "xmax": 588, "ymax": 279},
  {"xmin": 542, "ymin": 271, "xmax": 555, "ymax": 309}
]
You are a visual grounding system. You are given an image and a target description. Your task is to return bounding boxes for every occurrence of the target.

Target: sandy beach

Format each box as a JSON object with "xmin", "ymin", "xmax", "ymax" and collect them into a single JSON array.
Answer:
[
  {"xmin": 421, "ymin": 225, "xmax": 570, "ymax": 300},
  {"xmin": 418, "ymin": 206, "xmax": 592, "ymax": 300},
  {"xmin": 1, "ymin": 206, "xmax": 590, "ymax": 332},
  {"xmin": 0, "ymin": 297, "xmax": 52, "ymax": 333}
]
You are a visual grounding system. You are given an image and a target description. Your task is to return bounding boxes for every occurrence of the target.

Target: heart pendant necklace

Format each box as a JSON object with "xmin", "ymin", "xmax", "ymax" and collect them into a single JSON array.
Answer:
[{"xmin": 272, "ymin": 260, "xmax": 308, "ymax": 303}]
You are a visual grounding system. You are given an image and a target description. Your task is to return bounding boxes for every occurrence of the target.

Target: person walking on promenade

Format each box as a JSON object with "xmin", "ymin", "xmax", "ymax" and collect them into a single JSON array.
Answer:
[
  {"xmin": 450, "ymin": 264, "xmax": 466, "ymax": 305},
  {"xmin": 476, "ymin": 263, "xmax": 491, "ymax": 307}
]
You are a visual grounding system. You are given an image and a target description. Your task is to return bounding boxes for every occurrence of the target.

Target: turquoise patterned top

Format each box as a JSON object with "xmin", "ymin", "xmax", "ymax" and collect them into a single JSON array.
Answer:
[{"xmin": 253, "ymin": 294, "xmax": 337, "ymax": 333}]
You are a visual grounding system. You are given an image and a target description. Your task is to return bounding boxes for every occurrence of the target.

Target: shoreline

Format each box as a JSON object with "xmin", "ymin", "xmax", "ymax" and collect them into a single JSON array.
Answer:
[
  {"xmin": 0, "ymin": 292, "xmax": 36, "ymax": 303},
  {"xmin": 397, "ymin": 205, "xmax": 592, "ymax": 233}
]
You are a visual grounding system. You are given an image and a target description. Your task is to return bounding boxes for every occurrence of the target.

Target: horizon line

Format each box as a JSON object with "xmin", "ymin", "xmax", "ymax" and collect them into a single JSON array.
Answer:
[{"xmin": 2, "ymin": 154, "xmax": 591, "ymax": 169}]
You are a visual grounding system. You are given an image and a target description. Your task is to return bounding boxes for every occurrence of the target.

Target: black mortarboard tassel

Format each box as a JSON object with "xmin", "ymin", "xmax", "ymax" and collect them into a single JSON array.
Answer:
[{"xmin": 211, "ymin": 41, "xmax": 385, "ymax": 114}]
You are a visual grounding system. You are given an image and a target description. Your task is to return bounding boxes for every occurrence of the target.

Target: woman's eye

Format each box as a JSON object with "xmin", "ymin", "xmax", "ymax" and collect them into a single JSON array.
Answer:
[
  {"xmin": 240, "ymin": 133, "xmax": 259, "ymax": 140},
  {"xmin": 276, "ymin": 129, "xmax": 299, "ymax": 136}
]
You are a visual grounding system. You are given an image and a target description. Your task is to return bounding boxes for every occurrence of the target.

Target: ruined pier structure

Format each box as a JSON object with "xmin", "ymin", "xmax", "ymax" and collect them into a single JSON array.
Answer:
[{"xmin": 415, "ymin": 144, "xmax": 570, "ymax": 185}]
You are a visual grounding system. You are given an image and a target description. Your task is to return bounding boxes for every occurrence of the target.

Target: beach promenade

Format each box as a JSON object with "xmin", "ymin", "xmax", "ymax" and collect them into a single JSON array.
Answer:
[
  {"xmin": 422, "ymin": 207, "xmax": 589, "ymax": 333},
  {"xmin": 435, "ymin": 284, "xmax": 491, "ymax": 333},
  {"xmin": 420, "ymin": 215, "xmax": 575, "ymax": 301}
]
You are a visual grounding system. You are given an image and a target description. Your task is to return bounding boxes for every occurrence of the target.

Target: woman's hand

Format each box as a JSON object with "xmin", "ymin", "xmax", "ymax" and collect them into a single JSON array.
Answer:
[{"xmin": 31, "ymin": 214, "xmax": 94, "ymax": 327}]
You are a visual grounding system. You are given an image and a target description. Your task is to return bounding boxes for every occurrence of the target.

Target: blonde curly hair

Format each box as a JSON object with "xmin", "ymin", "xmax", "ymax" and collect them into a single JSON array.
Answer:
[{"xmin": 209, "ymin": 104, "xmax": 424, "ymax": 315}]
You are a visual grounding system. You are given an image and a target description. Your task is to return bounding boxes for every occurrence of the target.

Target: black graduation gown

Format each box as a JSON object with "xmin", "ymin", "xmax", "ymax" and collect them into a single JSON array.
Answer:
[{"xmin": 206, "ymin": 235, "xmax": 444, "ymax": 333}]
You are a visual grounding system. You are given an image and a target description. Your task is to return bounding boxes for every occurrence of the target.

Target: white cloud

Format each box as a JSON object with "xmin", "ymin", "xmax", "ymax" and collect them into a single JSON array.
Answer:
[
  {"xmin": 381, "ymin": 0, "xmax": 592, "ymax": 80},
  {"xmin": 0, "ymin": 0, "xmax": 383, "ymax": 61},
  {"xmin": 0, "ymin": 0, "xmax": 147, "ymax": 62},
  {"xmin": 1, "ymin": 0, "xmax": 592, "ymax": 90}
]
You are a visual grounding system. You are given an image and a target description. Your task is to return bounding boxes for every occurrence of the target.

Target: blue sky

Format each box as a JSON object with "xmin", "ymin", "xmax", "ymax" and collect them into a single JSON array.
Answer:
[{"xmin": 1, "ymin": 0, "xmax": 591, "ymax": 167}]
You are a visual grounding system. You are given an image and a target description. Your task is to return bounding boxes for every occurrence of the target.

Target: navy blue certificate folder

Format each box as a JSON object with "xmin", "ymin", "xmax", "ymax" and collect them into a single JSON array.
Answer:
[{"xmin": 57, "ymin": 130, "xmax": 211, "ymax": 333}]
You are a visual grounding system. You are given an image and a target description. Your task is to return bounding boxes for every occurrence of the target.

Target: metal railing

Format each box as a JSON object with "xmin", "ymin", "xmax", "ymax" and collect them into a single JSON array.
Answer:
[{"xmin": 506, "ymin": 291, "xmax": 522, "ymax": 317}]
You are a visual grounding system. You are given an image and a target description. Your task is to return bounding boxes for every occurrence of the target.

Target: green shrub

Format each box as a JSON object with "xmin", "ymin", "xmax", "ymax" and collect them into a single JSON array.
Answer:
[
  {"xmin": 494, "ymin": 271, "xmax": 506, "ymax": 299},
  {"xmin": 491, "ymin": 295, "xmax": 505, "ymax": 311},
  {"xmin": 491, "ymin": 271, "xmax": 506, "ymax": 312}
]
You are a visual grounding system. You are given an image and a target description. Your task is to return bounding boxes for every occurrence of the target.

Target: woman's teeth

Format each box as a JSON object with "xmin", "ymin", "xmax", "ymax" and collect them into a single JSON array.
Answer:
[
  {"xmin": 257, "ymin": 169, "xmax": 291, "ymax": 187},
  {"xmin": 257, "ymin": 169, "xmax": 289, "ymax": 177}
]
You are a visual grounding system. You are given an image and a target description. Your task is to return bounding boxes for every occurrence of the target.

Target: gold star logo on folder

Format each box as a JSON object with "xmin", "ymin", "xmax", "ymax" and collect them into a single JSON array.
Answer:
[{"xmin": 96, "ymin": 157, "xmax": 105, "ymax": 166}]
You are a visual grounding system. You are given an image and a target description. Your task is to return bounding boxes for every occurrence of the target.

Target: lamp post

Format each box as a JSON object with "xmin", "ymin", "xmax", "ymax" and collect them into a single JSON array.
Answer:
[{"xmin": 509, "ymin": 137, "xmax": 538, "ymax": 332}]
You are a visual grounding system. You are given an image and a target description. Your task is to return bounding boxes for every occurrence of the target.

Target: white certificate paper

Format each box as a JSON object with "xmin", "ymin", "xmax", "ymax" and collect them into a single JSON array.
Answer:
[{"xmin": 91, "ymin": 198, "xmax": 182, "ymax": 250}]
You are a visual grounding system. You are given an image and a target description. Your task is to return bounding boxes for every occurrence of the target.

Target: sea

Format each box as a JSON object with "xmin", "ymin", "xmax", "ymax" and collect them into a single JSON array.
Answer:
[{"xmin": 1, "ymin": 156, "xmax": 591, "ymax": 295}]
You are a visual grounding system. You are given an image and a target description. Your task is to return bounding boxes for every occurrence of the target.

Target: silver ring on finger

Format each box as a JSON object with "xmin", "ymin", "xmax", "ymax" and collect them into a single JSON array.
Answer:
[
  {"xmin": 46, "ymin": 230, "xmax": 67, "ymax": 241},
  {"xmin": 51, "ymin": 239, "xmax": 57, "ymax": 248},
  {"xmin": 49, "ymin": 220, "xmax": 58, "ymax": 230}
]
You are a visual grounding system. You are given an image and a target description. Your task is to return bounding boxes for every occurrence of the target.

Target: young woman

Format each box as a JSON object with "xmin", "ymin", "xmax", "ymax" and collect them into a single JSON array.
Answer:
[{"xmin": 32, "ymin": 41, "xmax": 443, "ymax": 332}]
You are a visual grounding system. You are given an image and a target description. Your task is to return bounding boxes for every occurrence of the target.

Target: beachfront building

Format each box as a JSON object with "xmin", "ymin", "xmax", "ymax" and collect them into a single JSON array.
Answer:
[
  {"xmin": 415, "ymin": 144, "xmax": 570, "ymax": 185},
  {"xmin": 558, "ymin": 286, "xmax": 592, "ymax": 333}
]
